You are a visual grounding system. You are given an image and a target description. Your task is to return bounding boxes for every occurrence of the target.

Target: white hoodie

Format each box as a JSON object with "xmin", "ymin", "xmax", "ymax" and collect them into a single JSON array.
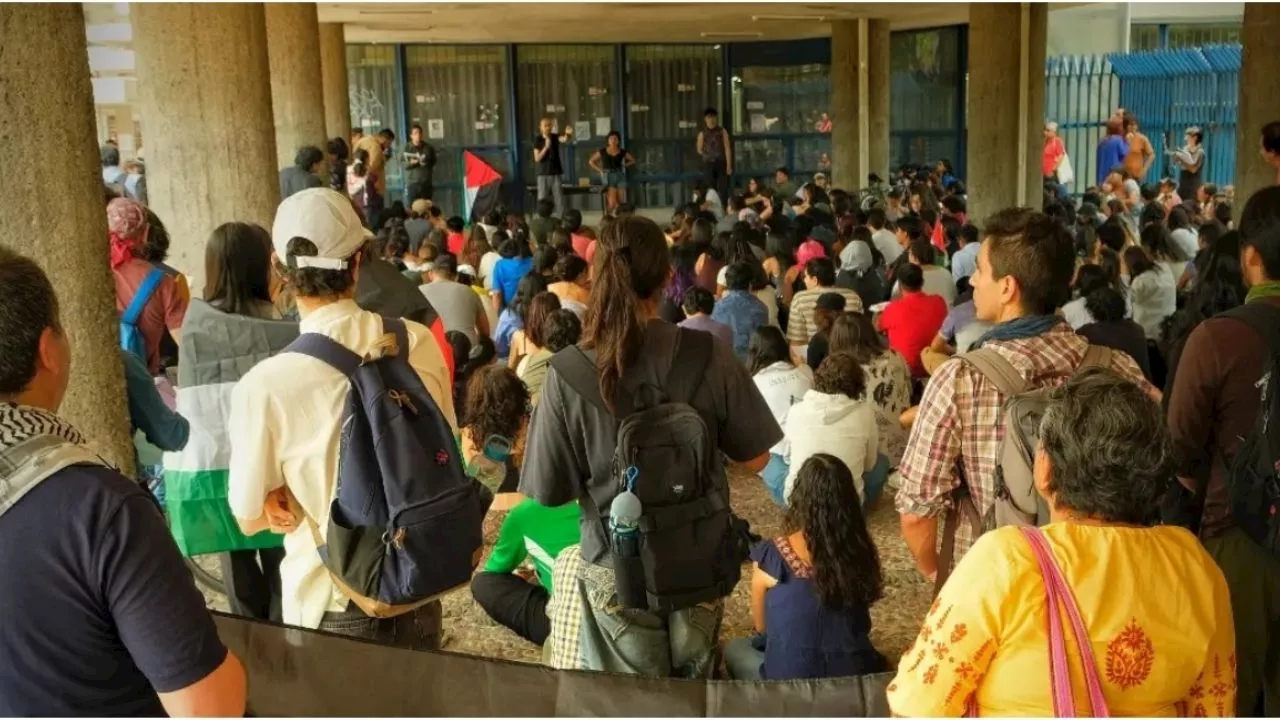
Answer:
[{"xmin": 783, "ymin": 389, "xmax": 879, "ymax": 504}]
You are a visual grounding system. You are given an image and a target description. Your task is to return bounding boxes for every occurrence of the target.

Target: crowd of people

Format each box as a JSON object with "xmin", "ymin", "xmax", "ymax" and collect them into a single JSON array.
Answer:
[{"xmin": 6, "ymin": 113, "xmax": 1280, "ymax": 715}]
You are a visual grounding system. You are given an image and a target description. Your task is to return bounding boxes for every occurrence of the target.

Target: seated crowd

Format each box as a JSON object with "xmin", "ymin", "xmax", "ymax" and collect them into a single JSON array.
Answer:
[{"xmin": 3, "ymin": 130, "xmax": 1279, "ymax": 716}]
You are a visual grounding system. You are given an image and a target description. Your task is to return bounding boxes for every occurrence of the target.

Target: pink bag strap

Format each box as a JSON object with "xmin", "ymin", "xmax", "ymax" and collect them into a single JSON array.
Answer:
[{"xmin": 1019, "ymin": 527, "xmax": 1111, "ymax": 718}]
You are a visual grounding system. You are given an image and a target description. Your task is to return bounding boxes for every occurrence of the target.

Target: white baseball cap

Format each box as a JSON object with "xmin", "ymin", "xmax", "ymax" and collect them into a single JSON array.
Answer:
[{"xmin": 272, "ymin": 188, "xmax": 372, "ymax": 270}]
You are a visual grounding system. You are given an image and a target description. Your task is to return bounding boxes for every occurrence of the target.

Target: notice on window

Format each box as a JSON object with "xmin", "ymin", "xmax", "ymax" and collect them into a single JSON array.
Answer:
[
  {"xmin": 676, "ymin": 83, "xmax": 696, "ymax": 92},
  {"xmin": 545, "ymin": 103, "xmax": 566, "ymax": 113},
  {"xmin": 574, "ymin": 120, "xmax": 592, "ymax": 141},
  {"xmin": 750, "ymin": 113, "xmax": 768, "ymax": 133},
  {"xmin": 746, "ymin": 101, "xmax": 765, "ymax": 111},
  {"xmin": 678, "ymin": 120, "xmax": 696, "ymax": 130},
  {"xmin": 427, "ymin": 118, "xmax": 445, "ymax": 140},
  {"xmin": 596, "ymin": 117, "xmax": 612, "ymax": 136}
]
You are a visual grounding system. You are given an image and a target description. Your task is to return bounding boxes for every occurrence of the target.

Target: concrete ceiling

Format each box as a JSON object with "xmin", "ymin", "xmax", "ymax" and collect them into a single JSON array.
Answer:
[{"xmin": 320, "ymin": 2, "xmax": 985, "ymax": 44}]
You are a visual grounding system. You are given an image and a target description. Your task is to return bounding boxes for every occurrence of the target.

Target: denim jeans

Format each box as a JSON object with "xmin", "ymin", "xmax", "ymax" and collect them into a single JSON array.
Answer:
[
  {"xmin": 577, "ymin": 560, "xmax": 723, "ymax": 678},
  {"xmin": 761, "ymin": 452, "xmax": 890, "ymax": 509},
  {"xmin": 317, "ymin": 599, "xmax": 442, "ymax": 651},
  {"xmin": 760, "ymin": 453, "xmax": 789, "ymax": 506}
]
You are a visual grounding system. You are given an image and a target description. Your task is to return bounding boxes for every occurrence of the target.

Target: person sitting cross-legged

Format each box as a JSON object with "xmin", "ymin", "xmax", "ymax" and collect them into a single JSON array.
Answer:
[{"xmin": 723, "ymin": 454, "xmax": 888, "ymax": 681}]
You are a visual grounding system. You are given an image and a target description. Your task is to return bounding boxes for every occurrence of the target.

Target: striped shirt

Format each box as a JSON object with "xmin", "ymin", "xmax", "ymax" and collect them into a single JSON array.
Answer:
[
  {"xmin": 894, "ymin": 323, "xmax": 1153, "ymax": 570},
  {"xmin": 786, "ymin": 286, "xmax": 864, "ymax": 345}
]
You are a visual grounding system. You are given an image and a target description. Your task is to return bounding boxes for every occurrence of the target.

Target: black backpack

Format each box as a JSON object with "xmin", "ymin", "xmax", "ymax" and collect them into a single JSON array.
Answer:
[
  {"xmin": 550, "ymin": 329, "xmax": 743, "ymax": 613},
  {"xmin": 1222, "ymin": 302, "xmax": 1280, "ymax": 554}
]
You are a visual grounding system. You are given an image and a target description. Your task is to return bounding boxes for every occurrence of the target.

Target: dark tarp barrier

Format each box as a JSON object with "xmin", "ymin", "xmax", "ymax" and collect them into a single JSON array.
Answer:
[{"xmin": 213, "ymin": 613, "xmax": 893, "ymax": 717}]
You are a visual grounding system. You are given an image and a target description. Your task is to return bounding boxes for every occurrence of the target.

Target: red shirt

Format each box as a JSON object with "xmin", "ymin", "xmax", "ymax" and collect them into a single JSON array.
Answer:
[
  {"xmin": 113, "ymin": 257, "xmax": 188, "ymax": 375},
  {"xmin": 1043, "ymin": 136, "xmax": 1065, "ymax": 178},
  {"xmin": 447, "ymin": 232, "xmax": 466, "ymax": 257},
  {"xmin": 877, "ymin": 291, "xmax": 948, "ymax": 377}
]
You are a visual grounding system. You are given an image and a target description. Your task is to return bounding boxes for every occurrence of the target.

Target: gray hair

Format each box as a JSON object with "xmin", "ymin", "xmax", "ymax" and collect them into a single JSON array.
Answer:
[
  {"xmin": 1038, "ymin": 366, "xmax": 1172, "ymax": 525},
  {"xmin": 1044, "ymin": 121, "xmax": 1059, "ymax": 133}
]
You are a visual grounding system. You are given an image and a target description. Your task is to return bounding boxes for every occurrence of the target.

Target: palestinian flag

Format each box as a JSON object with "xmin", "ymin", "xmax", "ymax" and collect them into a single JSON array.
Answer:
[
  {"xmin": 163, "ymin": 300, "xmax": 295, "ymax": 557},
  {"xmin": 464, "ymin": 150, "xmax": 502, "ymax": 222}
]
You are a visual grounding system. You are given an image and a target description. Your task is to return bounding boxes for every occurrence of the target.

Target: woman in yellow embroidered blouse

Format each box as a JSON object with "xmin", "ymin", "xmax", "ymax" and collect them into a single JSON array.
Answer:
[{"xmin": 888, "ymin": 369, "xmax": 1236, "ymax": 717}]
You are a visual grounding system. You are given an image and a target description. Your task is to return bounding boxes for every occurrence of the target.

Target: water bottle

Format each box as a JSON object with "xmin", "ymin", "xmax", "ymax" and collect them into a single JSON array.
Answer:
[
  {"xmin": 469, "ymin": 435, "xmax": 512, "ymax": 494},
  {"xmin": 610, "ymin": 470, "xmax": 648, "ymax": 609}
]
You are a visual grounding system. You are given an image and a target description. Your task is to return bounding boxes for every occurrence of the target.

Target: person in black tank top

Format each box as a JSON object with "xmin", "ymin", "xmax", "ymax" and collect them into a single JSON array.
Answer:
[
  {"xmin": 697, "ymin": 108, "xmax": 733, "ymax": 205},
  {"xmin": 589, "ymin": 131, "xmax": 636, "ymax": 213}
]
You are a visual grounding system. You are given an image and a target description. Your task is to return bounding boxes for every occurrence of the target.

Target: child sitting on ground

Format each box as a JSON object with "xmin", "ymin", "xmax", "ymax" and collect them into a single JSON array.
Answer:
[
  {"xmin": 461, "ymin": 365, "xmax": 529, "ymax": 511},
  {"xmin": 723, "ymin": 453, "xmax": 888, "ymax": 681}
]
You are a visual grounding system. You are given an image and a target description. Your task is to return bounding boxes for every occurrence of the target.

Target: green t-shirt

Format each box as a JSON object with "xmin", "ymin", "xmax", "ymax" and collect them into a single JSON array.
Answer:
[{"xmin": 483, "ymin": 499, "xmax": 581, "ymax": 592}]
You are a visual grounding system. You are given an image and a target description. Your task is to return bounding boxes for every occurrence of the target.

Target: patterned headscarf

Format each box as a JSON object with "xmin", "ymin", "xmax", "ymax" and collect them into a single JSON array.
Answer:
[{"xmin": 106, "ymin": 198, "xmax": 149, "ymax": 269}]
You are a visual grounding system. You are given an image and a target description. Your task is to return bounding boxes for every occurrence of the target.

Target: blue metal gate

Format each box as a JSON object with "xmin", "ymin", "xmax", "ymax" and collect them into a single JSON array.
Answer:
[{"xmin": 1044, "ymin": 44, "xmax": 1240, "ymax": 196}]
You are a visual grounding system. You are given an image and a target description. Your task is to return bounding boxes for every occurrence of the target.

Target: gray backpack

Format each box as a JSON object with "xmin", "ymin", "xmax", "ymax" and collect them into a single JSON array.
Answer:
[
  {"xmin": 935, "ymin": 344, "xmax": 1112, "ymax": 593},
  {"xmin": 550, "ymin": 329, "xmax": 742, "ymax": 612}
]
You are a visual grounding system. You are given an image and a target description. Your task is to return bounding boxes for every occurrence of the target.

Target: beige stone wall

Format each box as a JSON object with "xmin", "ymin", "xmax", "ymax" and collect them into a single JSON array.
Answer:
[
  {"xmin": 319, "ymin": 23, "xmax": 352, "ymax": 144},
  {"xmin": 266, "ymin": 3, "xmax": 327, "ymax": 170},
  {"xmin": 0, "ymin": 4, "xmax": 135, "ymax": 472},
  {"xmin": 132, "ymin": 2, "xmax": 280, "ymax": 293}
]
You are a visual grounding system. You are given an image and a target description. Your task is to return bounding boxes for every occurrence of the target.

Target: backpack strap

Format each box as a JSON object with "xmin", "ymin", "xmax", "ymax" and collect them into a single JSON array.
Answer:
[
  {"xmin": 1221, "ymin": 302, "xmax": 1280, "ymax": 357},
  {"xmin": 380, "ymin": 316, "xmax": 410, "ymax": 360},
  {"xmin": 548, "ymin": 328, "xmax": 715, "ymax": 416},
  {"xmin": 549, "ymin": 346, "xmax": 608, "ymax": 414},
  {"xmin": 959, "ymin": 347, "xmax": 1027, "ymax": 397},
  {"xmin": 665, "ymin": 328, "xmax": 714, "ymax": 405},
  {"xmin": 123, "ymin": 267, "xmax": 166, "ymax": 326},
  {"xmin": 286, "ymin": 332, "xmax": 363, "ymax": 376}
]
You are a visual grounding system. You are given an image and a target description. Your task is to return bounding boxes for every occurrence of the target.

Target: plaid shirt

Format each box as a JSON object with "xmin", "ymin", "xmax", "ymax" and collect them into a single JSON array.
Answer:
[
  {"xmin": 545, "ymin": 544, "xmax": 584, "ymax": 670},
  {"xmin": 894, "ymin": 323, "xmax": 1152, "ymax": 568}
]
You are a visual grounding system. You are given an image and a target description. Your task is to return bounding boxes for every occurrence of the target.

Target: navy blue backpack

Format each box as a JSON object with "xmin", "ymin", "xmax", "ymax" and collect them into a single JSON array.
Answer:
[{"xmin": 287, "ymin": 316, "xmax": 491, "ymax": 618}]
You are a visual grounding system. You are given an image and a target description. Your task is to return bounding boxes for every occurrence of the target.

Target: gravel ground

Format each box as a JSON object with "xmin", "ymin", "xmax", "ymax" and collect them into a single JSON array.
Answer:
[{"xmin": 195, "ymin": 467, "xmax": 932, "ymax": 668}]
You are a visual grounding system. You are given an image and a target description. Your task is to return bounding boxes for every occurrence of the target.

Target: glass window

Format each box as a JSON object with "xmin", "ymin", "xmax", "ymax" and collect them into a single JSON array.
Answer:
[
  {"xmin": 1130, "ymin": 25, "xmax": 1160, "ymax": 51},
  {"xmin": 626, "ymin": 45, "xmax": 721, "ymax": 140},
  {"xmin": 1167, "ymin": 23, "xmax": 1240, "ymax": 49},
  {"xmin": 730, "ymin": 63, "xmax": 831, "ymax": 136},
  {"xmin": 624, "ymin": 45, "xmax": 722, "ymax": 208},
  {"xmin": 404, "ymin": 45, "xmax": 509, "ymax": 148},
  {"xmin": 515, "ymin": 44, "xmax": 616, "ymax": 202},
  {"xmin": 404, "ymin": 45, "xmax": 511, "ymax": 215},
  {"xmin": 890, "ymin": 27, "xmax": 965, "ymax": 174},
  {"xmin": 347, "ymin": 44, "xmax": 406, "ymax": 193}
]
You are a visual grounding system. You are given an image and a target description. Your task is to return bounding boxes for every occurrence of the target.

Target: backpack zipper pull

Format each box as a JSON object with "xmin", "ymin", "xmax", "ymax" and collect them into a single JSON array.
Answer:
[{"xmin": 387, "ymin": 389, "xmax": 419, "ymax": 416}]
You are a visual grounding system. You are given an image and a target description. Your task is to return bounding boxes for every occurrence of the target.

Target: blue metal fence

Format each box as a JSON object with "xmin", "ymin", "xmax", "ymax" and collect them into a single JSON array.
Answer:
[{"xmin": 1045, "ymin": 44, "xmax": 1240, "ymax": 196}]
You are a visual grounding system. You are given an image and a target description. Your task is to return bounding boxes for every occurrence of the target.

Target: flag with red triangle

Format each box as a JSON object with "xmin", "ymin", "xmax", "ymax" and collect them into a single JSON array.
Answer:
[{"xmin": 464, "ymin": 151, "xmax": 503, "ymax": 222}]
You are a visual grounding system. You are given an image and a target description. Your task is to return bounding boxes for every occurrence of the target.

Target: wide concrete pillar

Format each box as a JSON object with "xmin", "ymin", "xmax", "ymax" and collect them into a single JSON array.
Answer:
[
  {"xmin": 0, "ymin": 4, "xmax": 135, "ymax": 472},
  {"xmin": 133, "ymin": 3, "xmax": 280, "ymax": 294},
  {"xmin": 319, "ymin": 23, "xmax": 352, "ymax": 144},
  {"xmin": 1236, "ymin": 3, "xmax": 1280, "ymax": 214},
  {"xmin": 967, "ymin": 3, "xmax": 1049, "ymax": 224},
  {"xmin": 831, "ymin": 18, "xmax": 891, "ymax": 191},
  {"xmin": 265, "ymin": 4, "xmax": 327, "ymax": 169}
]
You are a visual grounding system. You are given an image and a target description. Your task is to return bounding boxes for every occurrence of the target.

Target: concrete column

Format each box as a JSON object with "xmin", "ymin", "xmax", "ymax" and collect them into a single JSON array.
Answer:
[
  {"xmin": 265, "ymin": 4, "xmax": 327, "ymax": 170},
  {"xmin": 0, "ymin": 4, "xmax": 135, "ymax": 472},
  {"xmin": 133, "ymin": 3, "xmax": 280, "ymax": 294},
  {"xmin": 1235, "ymin": 3, "xmax": 1280, "ymax": 213},
  {"xmin": 319, "ymin": 23, "xmax": 352, "ymax": 144},
  {"xmin": 966, "ymin": 3, "xmax": 1048, "ymax": 224},
  {"xmin": 831, "ymin": 18, "xmax": 891, "ymax": 191}
]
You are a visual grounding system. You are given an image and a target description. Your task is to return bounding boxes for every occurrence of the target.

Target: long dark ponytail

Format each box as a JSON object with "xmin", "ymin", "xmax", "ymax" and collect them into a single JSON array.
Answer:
[
  {"xmin": 785, "ymin": 454, "xmax": 884, "ymax": 612},
  {"xmin": 583, "ymin": 215, "xmax": 670, "ymax": 411}
]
